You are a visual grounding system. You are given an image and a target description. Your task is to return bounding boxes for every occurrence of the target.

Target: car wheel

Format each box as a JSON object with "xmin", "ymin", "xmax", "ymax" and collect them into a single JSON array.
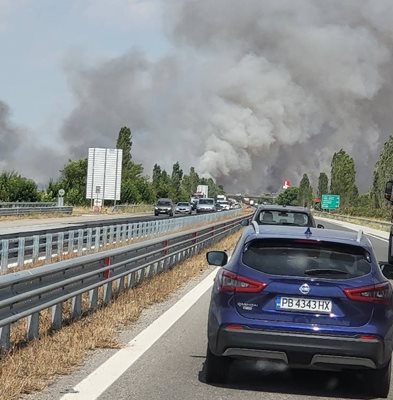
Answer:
[
  {"xmin": 365, "ymin": 360, "xmax": 391, "ymax": 398},
  {"xmin": 389, "ymin": 227, "xmax": 393, "ymax": 264},
  {"xmin": 205, "ymin": 346, "xmax": 231, "ymax": 384},
  {"xmin": 154, "ymin": 212, "xmax": 158, "ymax": 216}
]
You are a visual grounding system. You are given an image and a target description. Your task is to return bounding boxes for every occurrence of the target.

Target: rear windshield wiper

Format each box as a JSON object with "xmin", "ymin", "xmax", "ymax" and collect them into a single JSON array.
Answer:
[{"xmin": 304, "ymin": 268, "xmax": 350, "ymax": 276}]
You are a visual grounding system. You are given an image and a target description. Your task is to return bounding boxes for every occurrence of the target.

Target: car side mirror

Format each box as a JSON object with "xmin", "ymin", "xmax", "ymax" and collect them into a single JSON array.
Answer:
[
  {"xmin": 317, "ymin": 224, "xmax": 325, "ymax": 229},
  {"xmin": 206, "ymin": 251, "xmax": 228, "ymax": 266},
  {"xmin": 241, "ymin": 219, "xmax": 250, "ymax": 227},
  {"xmin": 385, "ymin": 181, "xmax": 393, "ymax": 202},
  {"xmin": 379, "ymin": 262, "xmax": 393, "ymax": 279}
]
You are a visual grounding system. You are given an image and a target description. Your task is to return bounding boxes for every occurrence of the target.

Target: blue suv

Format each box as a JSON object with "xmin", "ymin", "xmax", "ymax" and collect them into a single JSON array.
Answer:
[{"xmin": 205, "ymin": 225, "xmax": 393, "ymax": 398}]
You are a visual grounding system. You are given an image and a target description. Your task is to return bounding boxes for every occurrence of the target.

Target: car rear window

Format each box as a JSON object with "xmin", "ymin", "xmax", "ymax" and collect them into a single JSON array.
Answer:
[
  {"xmin": 256, "ymin": 210, "xmax": 310, "ymax": 226},
  {"xmin": 199, "ymin": 199, "xmax": 214, "ymax": 205},
  {"xmin": 242, "ymin": 239, "xmax": 371, "ymax": 279},
  {"xmin": 157, "ymin": 201, "xmax": 171, "ymax": 206}
]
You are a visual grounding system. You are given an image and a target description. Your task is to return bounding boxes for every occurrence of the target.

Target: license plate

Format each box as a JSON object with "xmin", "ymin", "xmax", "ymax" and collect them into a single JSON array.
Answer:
[{"xmin": 276, "ymin": 297, "xmax": 332, "ymax": 313}]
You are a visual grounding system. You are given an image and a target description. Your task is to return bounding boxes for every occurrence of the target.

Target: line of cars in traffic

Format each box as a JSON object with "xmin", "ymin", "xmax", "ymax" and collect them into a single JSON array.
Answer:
[
  {"xmin": 154, "ymin": 197, "xmax": 241, "ymax": 217},
  {"xmin": 204, "ymin": 204, "xmax": 393, "ymax": 397}
]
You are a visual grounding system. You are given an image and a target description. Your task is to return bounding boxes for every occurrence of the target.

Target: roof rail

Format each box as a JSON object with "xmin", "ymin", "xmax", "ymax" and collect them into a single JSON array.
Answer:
[
  {"xmin": 252, "ymin": 221, "xmax": 260, "ymax": 235},
  {"xmin": 356, "ymin": 230, "xmax": 363, "ymax": 243}
]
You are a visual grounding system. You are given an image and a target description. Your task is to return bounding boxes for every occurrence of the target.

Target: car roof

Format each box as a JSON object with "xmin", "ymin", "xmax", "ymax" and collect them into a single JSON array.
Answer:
[
  {"xmin": 255, "ymin": 204, "xmax": 311, "ymax": 213},
  {"xmin": 243, "ymin": 225, "xmax": 372, "ymax": 250}
]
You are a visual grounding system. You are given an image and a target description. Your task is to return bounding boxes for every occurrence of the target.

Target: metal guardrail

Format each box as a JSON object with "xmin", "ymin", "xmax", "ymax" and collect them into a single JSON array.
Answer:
[
  {"xmin": 0, "ymin": 202, "xmax": 57, "ymax": 208},
  {"xmin": 0, "ymin": 209, "xmax": 243, "ymax": 272},
  {"xmin": 0, "ymin": 214, "xmax": 246, "ymax": 351},
  {"xmin": 0, "ymin": 206, "xmax": 73, "ymax": 216}
]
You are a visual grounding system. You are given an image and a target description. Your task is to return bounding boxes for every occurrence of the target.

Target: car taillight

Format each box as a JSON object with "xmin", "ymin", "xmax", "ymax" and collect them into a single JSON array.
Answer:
[
  {"xmin": 218, "ymin": 270, "xmax": 267, "ymax": 293},
  {"xmin": 344, "ymin": 282, "xmax": 392, "ymax": 304}
]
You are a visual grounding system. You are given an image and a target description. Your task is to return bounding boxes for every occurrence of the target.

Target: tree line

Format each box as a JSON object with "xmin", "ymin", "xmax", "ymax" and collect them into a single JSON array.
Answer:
[
  {"xmin": 0, "ymin": 127, "xmax": 224, "ymax": 205},
  {"xmin": 276, "ymin": 136, "xmax": 393, "ymax": 219},
  {"xmin": 3, "ymin": 127, "xmax": 393, "ymax": 219}
]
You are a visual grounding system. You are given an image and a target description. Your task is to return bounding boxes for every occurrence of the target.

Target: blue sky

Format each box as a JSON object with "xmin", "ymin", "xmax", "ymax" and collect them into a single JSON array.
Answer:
[{"xmin": 0, "ymin": 0, "xmax": 169, "ymax": 137}]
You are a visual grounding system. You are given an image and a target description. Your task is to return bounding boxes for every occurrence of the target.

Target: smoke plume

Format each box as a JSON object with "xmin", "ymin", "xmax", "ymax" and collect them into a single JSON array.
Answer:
[{"xmin": 58, "ymin": 1, "xmax": 393, "ymax": 193}]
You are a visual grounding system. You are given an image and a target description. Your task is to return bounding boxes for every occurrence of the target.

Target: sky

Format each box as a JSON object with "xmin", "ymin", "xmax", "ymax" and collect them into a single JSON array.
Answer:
[{"xmin": 1, "ymin": 1, "xmax": 393, "ymax": 193}]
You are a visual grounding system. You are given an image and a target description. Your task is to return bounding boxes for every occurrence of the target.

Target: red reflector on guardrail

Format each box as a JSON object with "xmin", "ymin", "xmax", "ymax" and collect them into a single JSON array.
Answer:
[{"xmin": 103, "ymin": 257, "xmax": 111, "ymax": 279}]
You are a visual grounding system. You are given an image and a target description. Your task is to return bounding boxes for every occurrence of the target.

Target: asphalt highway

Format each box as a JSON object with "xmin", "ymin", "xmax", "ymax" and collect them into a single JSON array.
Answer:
[{"xmin": 27, "ymin": 219, "xmax": 392, "ymax": 400}]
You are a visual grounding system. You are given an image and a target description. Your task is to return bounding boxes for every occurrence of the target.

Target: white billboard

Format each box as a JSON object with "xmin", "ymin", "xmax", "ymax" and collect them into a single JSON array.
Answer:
[{"xmin": 86, "ymin": 148, "xmax": 122, "ymax": 201}]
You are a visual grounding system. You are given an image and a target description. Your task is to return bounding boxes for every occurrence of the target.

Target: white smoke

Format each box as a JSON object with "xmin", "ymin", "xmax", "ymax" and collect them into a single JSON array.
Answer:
[{"xmin": 56, "ymin": 0, "xmax": 393, "ymax": 192}]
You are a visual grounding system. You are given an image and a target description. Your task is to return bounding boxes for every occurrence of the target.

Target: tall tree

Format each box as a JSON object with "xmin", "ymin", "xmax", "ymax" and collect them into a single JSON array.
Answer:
[
  {"xmin": 330, "ymin": 149, "xmax": 358, "ymax": 207},
  {"xmin": 317, "ymin": 172, "xmax": 329, "ymax": 198},
  {"xmin": 170, "ymin": 161, "xmax": 183, "ymax": 202},
  {"xmin": 298, "ymin": 174, "xmax": 313, "ymax": 207},
  {"xmin": 116, "ymin": 126, "xmax": 133, "ymax": 176},
  {"xmin": 371, "ymin": 135, "xmax": 393, "ymax": 209}
]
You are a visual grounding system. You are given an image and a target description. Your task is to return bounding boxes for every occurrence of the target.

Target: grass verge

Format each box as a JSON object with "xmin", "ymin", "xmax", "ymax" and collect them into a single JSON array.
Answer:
[
  {"xmin": 315, "ymin": 211, "xmax": 390, "ymax": 232},
  {"xmin": 0, "ymin": 230, "xmax": 242, "ymax": 400}
]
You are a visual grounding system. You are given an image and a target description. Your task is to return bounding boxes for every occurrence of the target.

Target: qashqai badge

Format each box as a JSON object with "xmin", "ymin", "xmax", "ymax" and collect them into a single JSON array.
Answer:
[{"xmin": 299, "ymin": 283, "xmax": 310, "ymax": 295}]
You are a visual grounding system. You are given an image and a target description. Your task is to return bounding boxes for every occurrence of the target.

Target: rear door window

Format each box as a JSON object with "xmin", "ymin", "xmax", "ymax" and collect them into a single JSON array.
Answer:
[{"xmin": 242, "ymin": 239, "xmax": 371, "ymax": 279}]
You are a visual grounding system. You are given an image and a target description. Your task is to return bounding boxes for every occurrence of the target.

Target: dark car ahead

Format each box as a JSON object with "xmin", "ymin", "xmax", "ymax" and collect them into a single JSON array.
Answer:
[
  {"xmin": 246, "ymin": 204, "xmax": 324, "ymax": 228},
  {"xmin": 154, "ymin": 198, "xmax": 175, "ymax": 217},
  {"xmin": 205, "ymin": 225, "xmax": 393, "ymax": 397}
]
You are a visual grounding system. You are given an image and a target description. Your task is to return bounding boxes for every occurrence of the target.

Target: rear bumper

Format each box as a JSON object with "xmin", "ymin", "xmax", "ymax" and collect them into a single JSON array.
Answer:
[{"xmin": 212, "ymin": 326, "xmax": 388, "ymax": 370}]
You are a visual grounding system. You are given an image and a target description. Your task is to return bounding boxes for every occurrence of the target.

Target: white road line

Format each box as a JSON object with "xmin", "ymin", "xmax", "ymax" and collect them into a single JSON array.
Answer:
[{"xmin": 60, "ymin": 267, "xmax": 218, "ymax": 400}]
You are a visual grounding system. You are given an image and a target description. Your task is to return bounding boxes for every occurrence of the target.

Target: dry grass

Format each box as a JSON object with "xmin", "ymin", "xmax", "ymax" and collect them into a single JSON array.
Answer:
[{"xmin": 0, "ymin": 231, "xmax": 241, "ymax": 400}]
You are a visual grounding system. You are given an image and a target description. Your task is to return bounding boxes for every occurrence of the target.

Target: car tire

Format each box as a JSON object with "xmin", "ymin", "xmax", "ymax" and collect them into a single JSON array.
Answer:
[
  {"xmin": 205, "ymin": 346, "xmax": 231, "ymax": 384},
  {"xmin": 365, "ymin": 360, "xmax": 391, "ymax": 398},
  {"xmin": 154, "ymin": 212, "xmax": 158, "ymax": 216},
  {"xmin": 389, "ymin": 227, "xmax": 393, "ymax": 264}
]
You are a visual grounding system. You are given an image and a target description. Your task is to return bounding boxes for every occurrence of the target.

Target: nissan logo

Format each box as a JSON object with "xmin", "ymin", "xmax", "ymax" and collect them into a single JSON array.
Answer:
[{"xmin": 299, "ymin": 283, "xmax": 310, "ymax": 295}]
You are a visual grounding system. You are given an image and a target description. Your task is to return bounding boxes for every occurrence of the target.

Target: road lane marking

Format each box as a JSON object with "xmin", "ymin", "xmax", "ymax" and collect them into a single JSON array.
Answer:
[{"xmin": 60, "ymin": 267, "xmax": 218, "ymax": 400}]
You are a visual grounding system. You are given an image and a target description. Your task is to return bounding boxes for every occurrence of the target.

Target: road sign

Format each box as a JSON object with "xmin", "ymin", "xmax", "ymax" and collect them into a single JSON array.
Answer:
[{"xmin": 321, "ymin": 194, "xmax": 340, "ymax": 210}]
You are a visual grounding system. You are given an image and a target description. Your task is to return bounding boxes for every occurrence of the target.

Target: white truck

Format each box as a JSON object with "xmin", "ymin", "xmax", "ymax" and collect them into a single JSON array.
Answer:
[{"xmin": 196, "ymin": 185, "xmax": 209, "ymax": 198}]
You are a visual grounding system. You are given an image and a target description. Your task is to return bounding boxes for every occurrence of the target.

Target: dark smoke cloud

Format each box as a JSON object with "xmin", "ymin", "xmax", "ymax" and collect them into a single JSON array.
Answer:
[
  {"xmin": 0, "ymin": 100, "xmax": 63, "ymax": 186},
  {"xmin": 61, "ymin": 0, "xmax": 393, "ymax": 193}
]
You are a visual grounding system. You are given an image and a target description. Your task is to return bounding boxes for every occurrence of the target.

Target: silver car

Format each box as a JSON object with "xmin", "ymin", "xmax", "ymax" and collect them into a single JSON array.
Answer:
[
  {"xmin": 196, "ymin": 198, "xmax": 216, "ymax": 213},
  {"xmin": 175, "ymin": 202, "xmax": 192, "ymax": 215}
]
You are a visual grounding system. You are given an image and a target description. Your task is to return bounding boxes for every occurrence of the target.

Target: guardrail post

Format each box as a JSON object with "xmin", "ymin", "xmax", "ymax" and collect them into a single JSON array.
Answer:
[
  {"xmin": 89, "ymin": 288, "xmax": 98, "ymax": 310},
  {"xmin": 68, "ymin": 231, "xmax": 75, "ymax": 254},
  {"xmin": 72, "ymin": 294, "xmax": 82, "ymax": 319},
  {"xmin": 27, "ymin": 312, "xmax": 40, "ymax": 340},
  {"xmin": 17, "ymin": 237, "xmax": 25, "ymax": 268},
  {"xmin": 51, "ymin": 303, "xmax": 63, "ymax": 330},
  {"xmin": 45, "ymin": 233, "xmax": 53, "ymax": 262},
  {"xmin": 122, "ymin": 224, "xmax": 127, "ymax": 243},
  {"xmin": 127, "ymin": 223, "xmax": 133, "ymax": 241},
  {"xmin": 0, "ymin": 324, "xmax": 10, "ymax": 351},
  {"xmin": 127, "ymin": 271, "xmax": 135, "ymax": 288},
  {"xmin": 94, "ymin": 228, "xmax": 100, "ymax": 252},
  {"xmin": 86, "ymin": 228, "xmax": 92, "ymax": 251},
  {"xmin": 103, "ymin": 257, "xmax": 112, "ymax": 304},
  {"xmin": 115, "ymin": 225, "xmax": 121, "ymax": 244},
  {"xmin": 103, "ymin": 227, "xmax": 108, "ymax": 247},
  {"xmin": 109, "ymin": 226, "xmax": 115, "ymax": 244},
  {"xmin": 32, "ymin": 235, "xmax": 40, "ymax": 263},
  {"xmin": 77, "ymin": 229, "xmax": 84, "ymax": 256},
  {"xmin": 0, "ymin": 239, "xmax": 9, "ymax": 273}
]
